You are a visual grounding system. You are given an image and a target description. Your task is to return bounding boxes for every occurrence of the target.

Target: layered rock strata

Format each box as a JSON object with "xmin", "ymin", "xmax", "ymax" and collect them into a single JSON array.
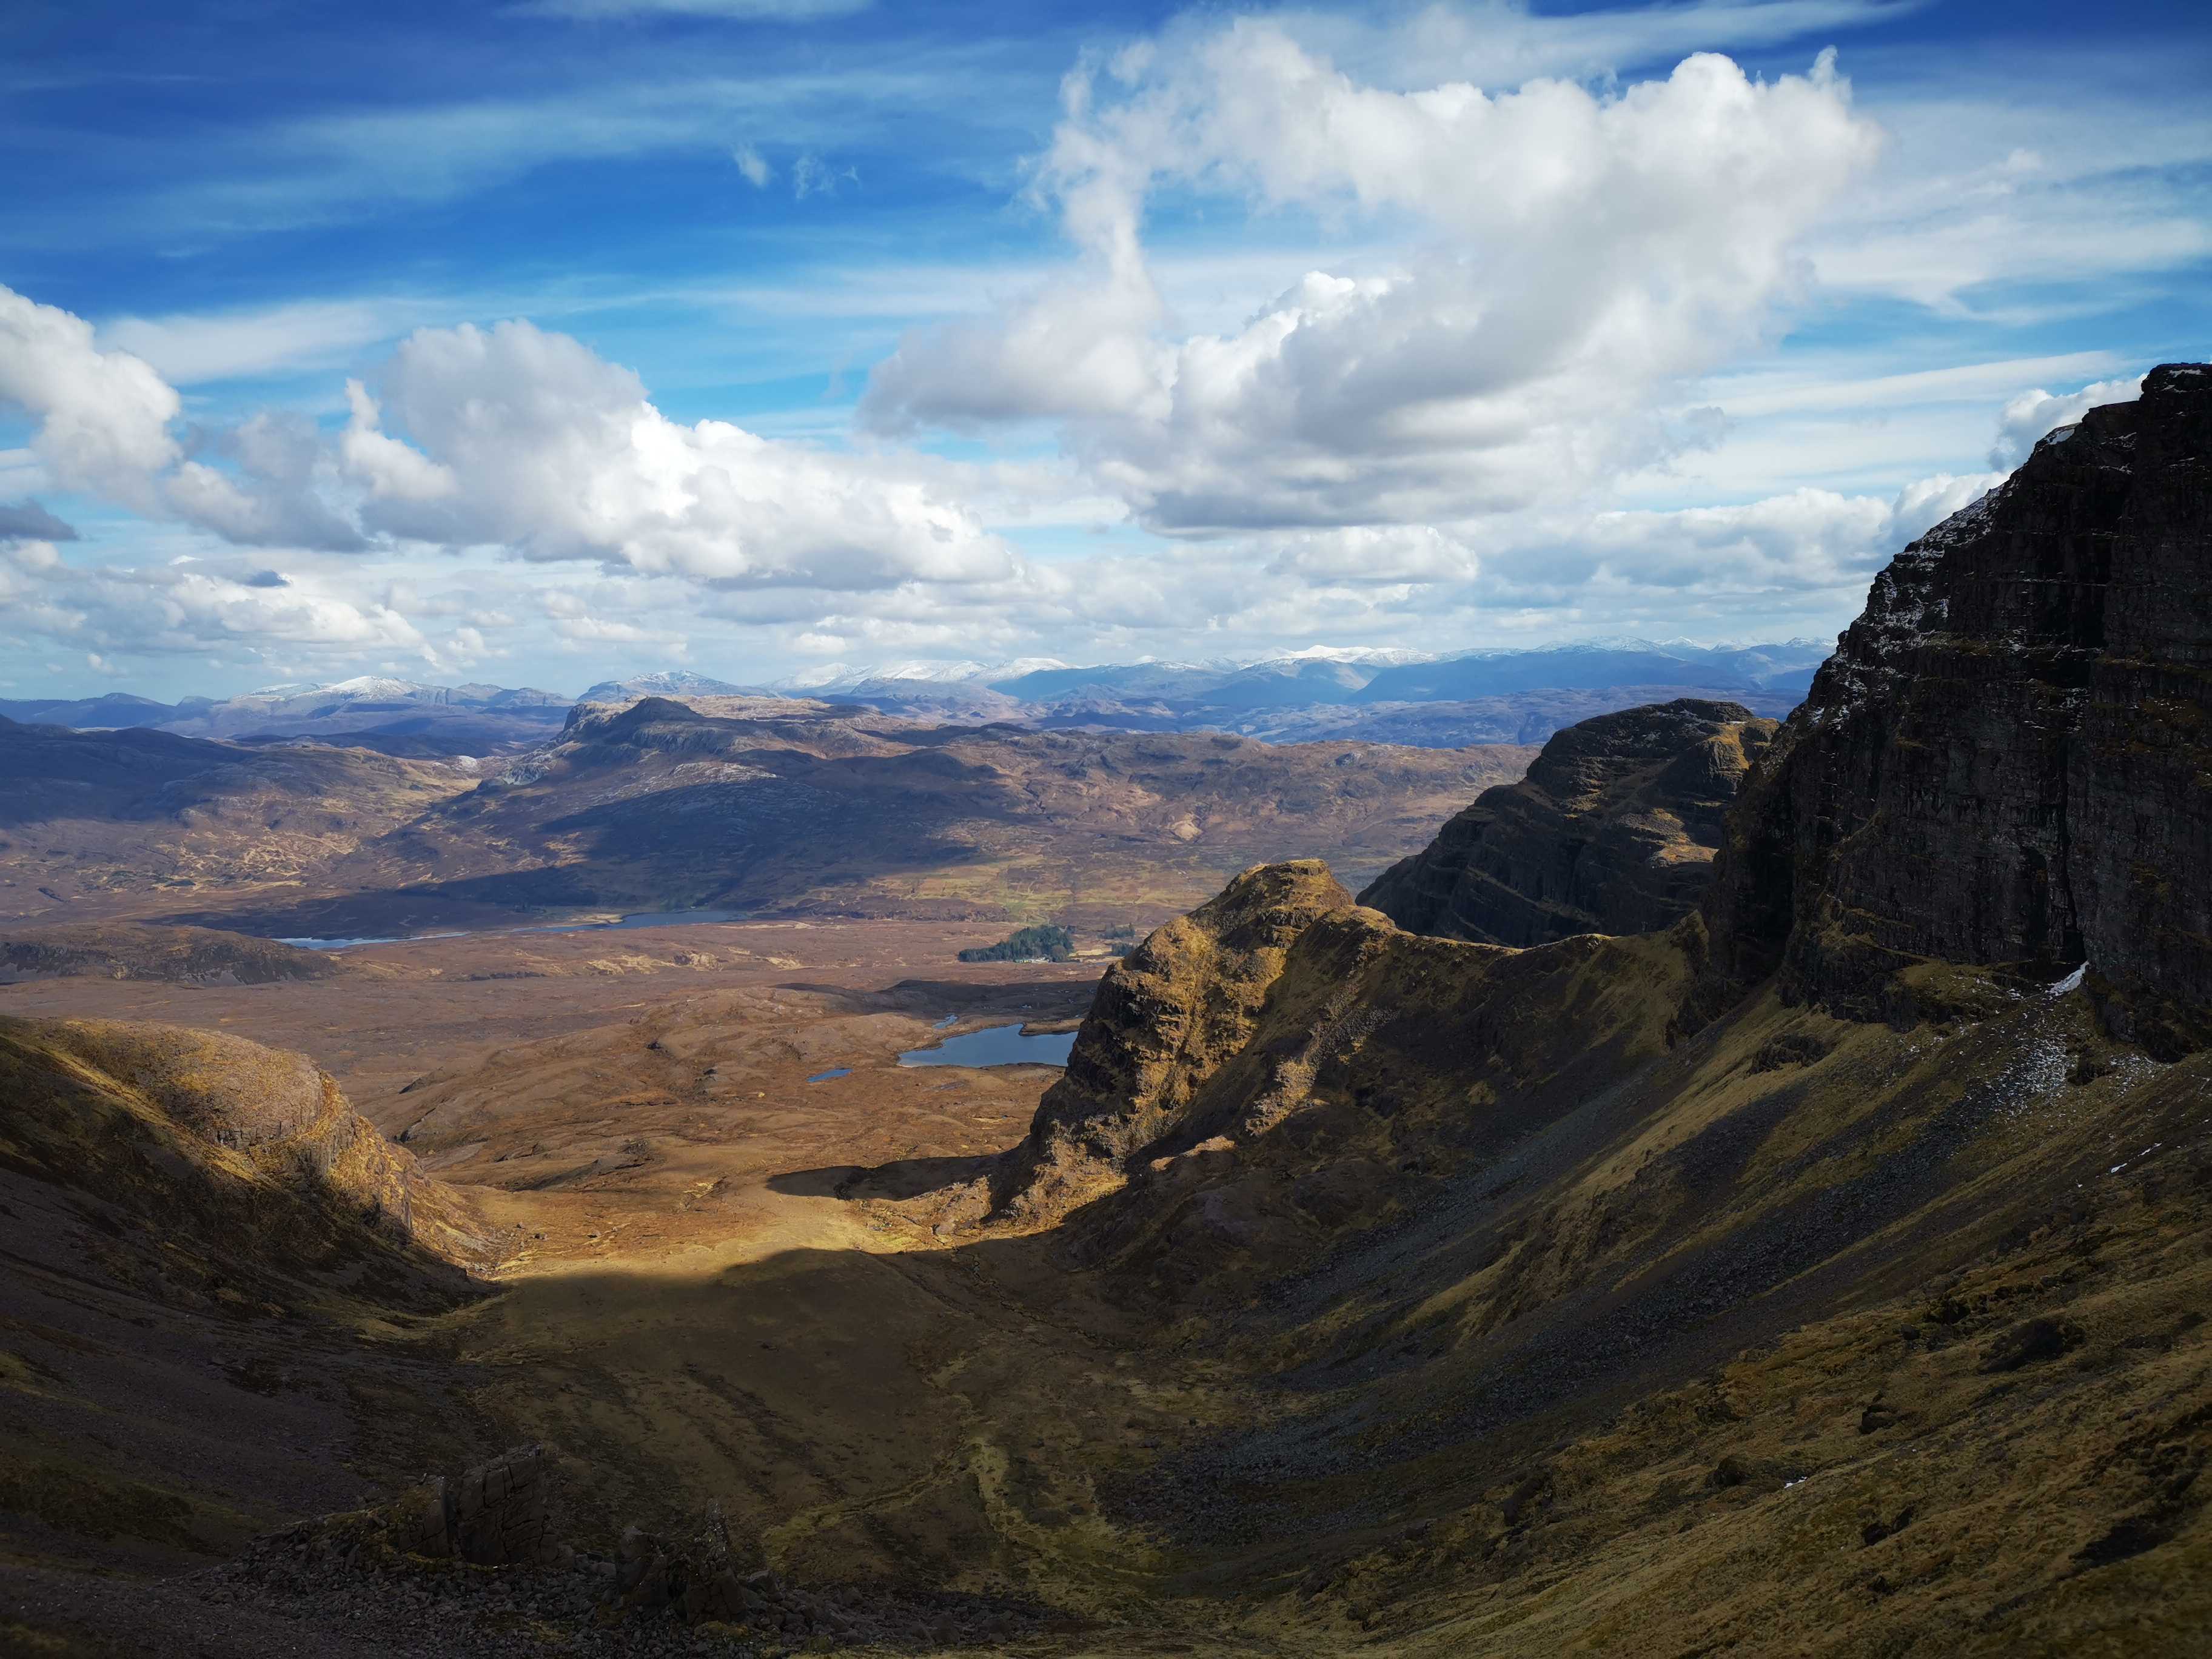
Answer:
[
  {"xmin": 1359, "ymin": 698, "xmax": 1777, "ymax": 945},
  {"xmin": 1693, "ymin": 363, "xmax": 2212, "ymax": 1052}
]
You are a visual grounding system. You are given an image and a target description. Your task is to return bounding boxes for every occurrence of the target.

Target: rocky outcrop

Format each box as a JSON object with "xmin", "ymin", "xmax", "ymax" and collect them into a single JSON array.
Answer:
[
  {"xmin": 1359, "ymin": 699, "xmax": 1777, "ymax": 945},
  {"xmin": 1692, "ymin": 364, "xmax": 2212, "ymax": 1053},
  {"xmin": 989, "ymin": 856, "xmax": 1700, "ymax": 1241},
  {"xmin": 232, "ymin": 1447, "xmax": 1048, "ymax": 1647},
  {"xmin": 373, "ymin": 1445, "xmax": 567, "ymax": 1567},
  {"xmin": 1000, "ymin": 861, "xmax": 1357, "ymax": 1218}
]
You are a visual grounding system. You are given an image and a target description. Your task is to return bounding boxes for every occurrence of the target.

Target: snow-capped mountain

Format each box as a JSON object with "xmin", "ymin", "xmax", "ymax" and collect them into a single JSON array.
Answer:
[{"xmin": 577, "ymin": 670, "xmax": 751, "ymax": 703}]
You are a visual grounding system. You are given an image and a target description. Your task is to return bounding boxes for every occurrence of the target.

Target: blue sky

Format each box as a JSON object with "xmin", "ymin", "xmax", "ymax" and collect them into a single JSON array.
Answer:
[{"xmin": 2, "ymin": 0, "xmax": 2207, "ymax": 700}]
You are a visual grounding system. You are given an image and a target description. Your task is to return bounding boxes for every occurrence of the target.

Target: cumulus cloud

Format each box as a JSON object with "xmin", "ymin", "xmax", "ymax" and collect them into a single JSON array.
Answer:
[
  {"xmin": 862, "ymin": 30, "xmax": 1883, "ymax": 532},
  {"xmin": 342, "ymin": 318, "xmax": 1016, "ymax": 589},
  {"xmin": 0, "ymin": 536, "xmax": 431, "ymax": 663},
  {"xmin": 0, "ymin": 283, "xmax": 374, "ymax": 549},
  {"xmin": 1251, "ymin": 464, "xmax": 2004, "ymax": 615},
  {"xmin": 1989, "ymin": 374, "xmax": 2144, "ymax": 468},
  {"xmin": 0, "ymin": 284, "xmax": 181, "ymax": 513},
  {"xmin": 1, "ymin": 283, "xmax": 1014, "ymax": 602}
]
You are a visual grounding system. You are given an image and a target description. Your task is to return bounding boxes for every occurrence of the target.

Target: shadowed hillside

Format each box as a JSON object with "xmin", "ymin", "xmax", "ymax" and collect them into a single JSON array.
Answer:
[
  {"xmin": 1361, "ymin": 697, "xmax": 1777, "ymax": 945},
  {"xmin": 0, "ymin": 1017, "xmax": 495, "ymax": 1597},
  {"xmin": 0, "ymin": 716, "xmax": 475, "ymax": 920}
]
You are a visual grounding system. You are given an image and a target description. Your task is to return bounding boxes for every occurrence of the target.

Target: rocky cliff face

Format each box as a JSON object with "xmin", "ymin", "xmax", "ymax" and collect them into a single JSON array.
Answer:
[
  {"xmin": 991, "ymin": 857, "xmax": 1691, "ymax": 1235},
  {"xmin": 1001, "ymin": 860, "xmax": 1360, "ymax": 1219},
  {"xmin": 1694, "ymin": 363, "xmax": 2212, "ymax": 1054},
  {"xmin": 1359, "ymin": 699, "xmax": 1777, "ymax": 946}
]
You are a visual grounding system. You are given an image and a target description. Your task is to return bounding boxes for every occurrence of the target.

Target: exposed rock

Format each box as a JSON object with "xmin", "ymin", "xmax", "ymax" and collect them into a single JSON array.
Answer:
[
  {"xmin": 221, "ymin": 1452, "xmax": 1055, "ymax": 1652},
  {"xmin": 1359, "ymin": 699, "xmax": 1777, "ymax": 946},
  {"xmin": 359, "ymin": 1446, "xmax": 568, "ymax": 1567},
  {"xmin": 997, "ymin": 860, "xmax": 1356, "ymax": 1218},
  {"xmin": 991, "ymin": 855, "xmax": 1691, "ymax": 1259},
  {"xmin": 1691, "ymin": 364, "xmax": 2212, "ymax": 1053}
]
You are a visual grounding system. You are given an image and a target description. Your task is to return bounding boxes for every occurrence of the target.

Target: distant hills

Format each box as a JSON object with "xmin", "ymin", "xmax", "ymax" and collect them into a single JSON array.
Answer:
[
  {"xmin": 0, "ymin": 675, "xmax": 573, "ymax": 757},
  {"xmin": 5, "ymin": 638, "xmax": 1831, "ymax": 756},
  {"xmin": 588, "ymin": 639, "xmax": 1832, "ymax": 748}
]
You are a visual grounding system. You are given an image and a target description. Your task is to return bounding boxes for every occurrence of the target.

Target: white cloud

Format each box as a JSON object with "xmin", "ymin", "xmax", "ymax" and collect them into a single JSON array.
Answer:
[
  {"xmin": 101, "ymin": 298, "xmax": 406, "ymax": 385},
  {"xmin": 2, "ymin": 283, "xmax": 1017, "ymax": 597},
  {"xmin": 0, "ymin": 284, "xmax": 181, "ymax": 512},
  {"xmin": 1989, "ymin": 375, "xmax": 2143, "ymax": 468},
  {"xmin": 341, "ymin": 380, "xmax": 460, "ymax": 503},
  {"xmin": 731, "ymin": 142, "xmax": 773, "ymax": 188},
  {"xmin": 1307, "ymin": 1, "xmax": 1916, "ymax": 90},
  {"xmin": 0, "ymin": 536, "xmax": 431, "ymax": 662},
  {"xmin": 343, "ymin": 317, "xmax": 1018, "ymax": 589},
  {"xmin": 863, "ymin": 32, "xmax": 1883, "ymax": 533},
  {"xmin": 791, "ymin": 153, "xmax": 856, "ymax": 198},
  {"xmin": 0, "ymin": 283, "xmax": 374, "ymax": 548}
]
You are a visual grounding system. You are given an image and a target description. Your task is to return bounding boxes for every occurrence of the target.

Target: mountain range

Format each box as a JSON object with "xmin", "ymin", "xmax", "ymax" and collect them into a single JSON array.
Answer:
[{"xmin": 2, "ymin": 638, "xmax": 1832, "ymax": 759}]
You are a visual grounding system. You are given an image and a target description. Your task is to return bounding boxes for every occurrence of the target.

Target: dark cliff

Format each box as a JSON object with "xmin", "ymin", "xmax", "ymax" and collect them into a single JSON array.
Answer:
[
  {"xmin": 1358, "ymin": 699, "xmax": 1777, "ymax": 945},
  {"xmin": 1693, "ymin": 363, "xmax": 2212, "ymax": 1053}
]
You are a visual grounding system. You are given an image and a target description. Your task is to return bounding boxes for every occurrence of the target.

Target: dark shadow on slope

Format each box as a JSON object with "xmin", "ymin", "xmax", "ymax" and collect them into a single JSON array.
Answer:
[{"xmin": 769, "ymin": 1155, "xmax": 998, "ymax": 1201}]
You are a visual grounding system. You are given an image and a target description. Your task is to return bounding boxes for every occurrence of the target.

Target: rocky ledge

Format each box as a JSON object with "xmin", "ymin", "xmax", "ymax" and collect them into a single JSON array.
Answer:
[{"xmin": 1359, "ymin": 698, "xmax": 1776, "ymax": 946}]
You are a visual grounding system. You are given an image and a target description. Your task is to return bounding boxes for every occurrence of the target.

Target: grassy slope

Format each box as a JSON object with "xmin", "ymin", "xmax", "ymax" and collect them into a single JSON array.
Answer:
[
  {"xmin": 0, "ymin": 1019, "xmax": 494, "ymax": 1580},
  {"xmin": 410, "ymin": 903, "xmax": 2211, "ymax": 1655}
]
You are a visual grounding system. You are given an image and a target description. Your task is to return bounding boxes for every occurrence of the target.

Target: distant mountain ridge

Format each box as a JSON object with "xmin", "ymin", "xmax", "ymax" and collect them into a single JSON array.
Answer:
[
  {"xmin": 1, "ymin": 676, "xmax": 575, "ymax": 757},
  {"xmin": 13, "ymin": 639, "xmax": 1832, "ymax": 757}
]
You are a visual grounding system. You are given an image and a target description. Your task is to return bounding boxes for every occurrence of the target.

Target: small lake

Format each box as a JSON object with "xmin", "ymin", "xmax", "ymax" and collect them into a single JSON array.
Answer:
[
  {"xmin": 898, "ymin": 1024, "xmax": 1077, "ymax": 1069},
  {"xmin": 277, "ymin": 908, "xmax": 749, "ymax": 951},
  {"xmin": 806, "ymin": 1068, "xmax": 853, "ymax": 1083}
]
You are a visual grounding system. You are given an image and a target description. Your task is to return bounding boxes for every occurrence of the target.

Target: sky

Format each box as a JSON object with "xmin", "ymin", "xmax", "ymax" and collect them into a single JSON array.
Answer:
[{"xmin": 1, "ymin": 0, "xmax": 2207, "ymax": 702}]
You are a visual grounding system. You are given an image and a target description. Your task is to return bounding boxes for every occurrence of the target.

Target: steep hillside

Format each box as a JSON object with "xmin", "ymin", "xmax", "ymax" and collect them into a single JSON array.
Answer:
[
  {"xmin": 1360, "ymin": 699, "xmax": 1776, "ymax": 945},
  {"xmin": 0, "ymin": 1018, "xmax": 492, "ymax": 1584}
]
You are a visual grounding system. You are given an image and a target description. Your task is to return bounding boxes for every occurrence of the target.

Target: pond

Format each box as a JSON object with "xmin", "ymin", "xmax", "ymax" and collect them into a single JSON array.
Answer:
[
  {"xmin": 806, "ymin": 1068, "xmax": 853, "ymax": 1083},
  {"xmin": 897, "ymin": 1024, "xmax": 1077, "ymax": 1069}
]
